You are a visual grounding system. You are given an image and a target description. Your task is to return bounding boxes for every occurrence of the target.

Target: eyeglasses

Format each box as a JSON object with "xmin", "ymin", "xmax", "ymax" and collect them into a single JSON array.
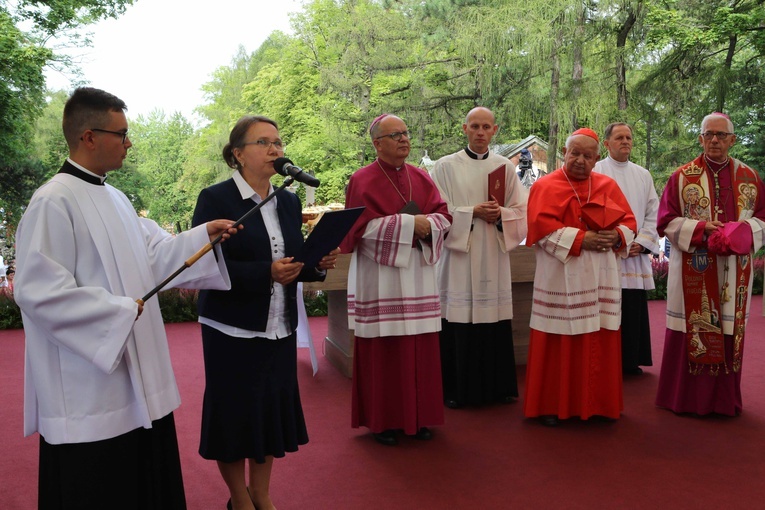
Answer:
[
  {"xmin": 701, "ymin": 131, "xmax": 734, "ymax": 141},
  {"xmin": 243, "ymin": 139, "xmax": 284, "ymax": 151},
  {"xmin": 91, "ymin": 128, "xmax": 129, "ymax": 144},
  {"xmin": 375, "ymin": 130, "xmax": 410, "ymax": 141}
]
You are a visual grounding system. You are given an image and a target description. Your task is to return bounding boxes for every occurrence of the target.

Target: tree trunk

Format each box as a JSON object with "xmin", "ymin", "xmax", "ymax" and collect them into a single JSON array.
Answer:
[
  {"xmin": 548, "ymin": 24, "xmax": 562, "ymax": 173},
  {"xmin": 645, "ymin": 117, "xmax": 652, "ymax": 171},
  {"xmin": 615, "ymin": 9, "xmax": 637, "ymax": 111},
  {"xmin": 716, "ymin": 35, "xmax": 737, "ymax": 112},
  {"xmin": 359, "ymin": 75, "xmax": 372, "ymax": 166},
  {"xmin": 670, "ymin": 120, "xmax": 680, "ymax": 169},
  {"xmin": 571, "ymin": 4, "xmax": 586, "ymax": 129}
]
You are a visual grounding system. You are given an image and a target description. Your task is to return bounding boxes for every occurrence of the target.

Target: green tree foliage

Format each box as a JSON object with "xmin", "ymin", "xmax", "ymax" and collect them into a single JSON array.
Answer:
[
  {"xmin": 179, "ymin": 40, "xmax": 295, "ymax": 219},
  {"xmin": 129, "ymin": 111, "xmax": 194, "ymax": 232},
  {"xmin": 236, "ymin": 0, "xmax": 501, "ymax": 200},
  {"xmin": 176, "ymin": 0, "xmax": 765, "ymax": 204},
  {"xmin": 11, "ymin": 0, "xmax": 765, "ymax": 232},
  {"xmin": 0, "ymin": 9, "xmax": 50, "ymax": 220},
  {"xmin": 11, "ymin": 0, "xmax": 133, "ymax": 33},
  {"xmin": 33, "ymin": 89, "xmax": 70, "ymax": 178},
  {"xmin": 1, "ymin": 0, "xmax": 135, "ymax": 249},
  {"xmin": 636, "ymin": 0, "xmax": 765, "ymax": 178}
]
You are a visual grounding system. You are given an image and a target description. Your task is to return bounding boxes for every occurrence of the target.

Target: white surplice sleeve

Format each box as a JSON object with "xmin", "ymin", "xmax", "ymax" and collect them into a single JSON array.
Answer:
[
  {"xmin": 356, "ymin": 214, "xmax": 416, "ymax": 268},
  {"xmin": 138, "ymin": 217, "xmax": 230, "ymax": 291},
  {"xmin": 536, "ymin": 227, "xmax": 580, "ymax": 264},
  {"xmin": 442, "ymin": 206, "xmax": 473, "ymax": 253},
  {"xmin": 746, "ymin": 217, "xmax": 765, "ymax": 252},
  {"xmin": 635, "ymin": 174, "xmax": 660, "ymax": 254},
  {"xmin": 499, "ymin": 171, "xmax": 529, "ymax": 252},
  {"xmin": 356, "ymin": 211, "xmax": 449, "ymax": 268}
]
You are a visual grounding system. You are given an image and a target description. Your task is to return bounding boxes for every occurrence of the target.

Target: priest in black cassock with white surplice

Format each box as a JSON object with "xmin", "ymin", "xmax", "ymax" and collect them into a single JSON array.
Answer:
[
  {"xmin": 14, "ymin": 87, "xmax": 240, "ymax": 510},
  {"xmin": 430, "ymin": 107, "xmax": 528, "ymax": 409}
]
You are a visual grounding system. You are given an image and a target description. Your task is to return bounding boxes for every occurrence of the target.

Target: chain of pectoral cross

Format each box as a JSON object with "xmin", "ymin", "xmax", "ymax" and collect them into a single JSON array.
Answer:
[{"xmin": 708, "ymin": 157, "xmax": 731, "ymax": 221}]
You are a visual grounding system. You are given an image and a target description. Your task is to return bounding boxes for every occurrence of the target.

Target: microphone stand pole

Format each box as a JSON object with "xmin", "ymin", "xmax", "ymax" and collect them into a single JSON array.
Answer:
[{"xmin": 137, "ymin": 176, "xmax": 296, "ymax": 306}]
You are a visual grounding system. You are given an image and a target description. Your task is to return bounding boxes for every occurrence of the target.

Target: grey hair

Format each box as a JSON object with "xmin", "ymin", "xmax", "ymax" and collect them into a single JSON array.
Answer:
[
  {"xmin": 701, "ymin": 113, "xmax": 734, "ymax": 133},
  {"xmin": 565, "ymin": 134, "xmax": 600, "ymax": 150}
]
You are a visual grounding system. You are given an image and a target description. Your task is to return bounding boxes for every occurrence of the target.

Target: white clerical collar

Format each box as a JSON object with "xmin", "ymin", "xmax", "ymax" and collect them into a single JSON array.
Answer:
[
  {"xmin": 376, "ymin": 158, "xmax": 405, "ymax": 171},
  {"xmin": 606, "ymin": 155, "xmax": 630, "ymax": 167},
  {"xmin": 465, "ymin": 147, "xmax": 490, "ymax": 160},
  {"xmin": 66, "ymin": 158, "xmax": 108, "ymax": 184},
  {"xmin": 233, "ymin": 170, "xmax": 275, "ymax": 203}
]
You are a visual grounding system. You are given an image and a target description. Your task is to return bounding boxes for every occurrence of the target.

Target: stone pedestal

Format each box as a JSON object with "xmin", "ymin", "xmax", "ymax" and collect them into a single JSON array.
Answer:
[
  {"xmin": 303, "ymin": 247, "xmax": 537, "ymax": 378},
  {"xmin": 322, "ymin": 290, "xmax": 355, "ymax": 377},
  {"xmin": 508, "ymin": 245, "xmax": 536, "ymax": 365}
]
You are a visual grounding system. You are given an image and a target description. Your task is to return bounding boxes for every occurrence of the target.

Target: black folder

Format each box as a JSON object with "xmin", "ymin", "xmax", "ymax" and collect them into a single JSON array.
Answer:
[{"xmin": 294, "ymin": 206, "xmax": 366, "ymax": 268}]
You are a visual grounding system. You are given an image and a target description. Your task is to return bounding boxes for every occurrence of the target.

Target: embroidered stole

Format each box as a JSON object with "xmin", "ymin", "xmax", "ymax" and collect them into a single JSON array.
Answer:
[{"xmin": 678, "ymin": 158, "xmax": 756, "ymax": 374}]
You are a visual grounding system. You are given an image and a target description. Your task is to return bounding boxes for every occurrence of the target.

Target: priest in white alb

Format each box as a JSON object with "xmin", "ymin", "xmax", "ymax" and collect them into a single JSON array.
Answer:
[{"xmin": 594, "ymin": 122, "xmax": 659, "ymax": 375}]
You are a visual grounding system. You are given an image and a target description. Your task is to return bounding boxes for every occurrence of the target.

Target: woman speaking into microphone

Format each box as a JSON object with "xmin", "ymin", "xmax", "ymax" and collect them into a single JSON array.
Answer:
[{"xmin": 192, "ymin": 115, "xmax": 339, "ymax": 510}]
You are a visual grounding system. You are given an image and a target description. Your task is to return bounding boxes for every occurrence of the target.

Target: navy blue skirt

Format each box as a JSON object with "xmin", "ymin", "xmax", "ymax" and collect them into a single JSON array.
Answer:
[{"xmin": 198, "ymin": 325, "xmax": 308, "ymax": 463}]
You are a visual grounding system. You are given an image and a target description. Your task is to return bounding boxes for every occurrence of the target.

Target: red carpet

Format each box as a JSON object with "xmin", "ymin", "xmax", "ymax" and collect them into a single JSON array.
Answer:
[{"xmin": 3, "ymin": 299, "xmax": 765, "ymax": 509}]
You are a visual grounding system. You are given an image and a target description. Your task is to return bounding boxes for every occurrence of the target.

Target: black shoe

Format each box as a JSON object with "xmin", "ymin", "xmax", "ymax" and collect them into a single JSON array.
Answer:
[
  {"xmin": 500, "ymin": 395, "xmax": 518, "ymax": 404},
  {"xmin": 445, "ymin": 399, "xmax": 461, "ymax": 409},
  {"xmin": 624, "ymin": 367, "xmax": 644, "ymax": 375},
  {"xmin": 372, "ymin": 430, "xmax": 398, "ymax": 446},
  {"xmin": 410, "ymin": 427, "xmax": 433, "ymax": 440},
  {"xmin": 540, "ymin": 415, "xmax": 559, "ymax": 427}
]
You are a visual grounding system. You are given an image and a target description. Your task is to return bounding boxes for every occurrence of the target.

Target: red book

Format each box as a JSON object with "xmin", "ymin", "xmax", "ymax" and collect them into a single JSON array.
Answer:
[{"xmin": 488, "ymin": 164, "xmax": 505, "ymax": 204}]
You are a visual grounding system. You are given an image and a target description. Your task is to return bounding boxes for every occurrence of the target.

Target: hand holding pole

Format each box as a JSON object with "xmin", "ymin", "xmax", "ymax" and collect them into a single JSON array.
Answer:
[{"xmin": 136, "ymin": 176, "xmax": 296, "ymax": 306}]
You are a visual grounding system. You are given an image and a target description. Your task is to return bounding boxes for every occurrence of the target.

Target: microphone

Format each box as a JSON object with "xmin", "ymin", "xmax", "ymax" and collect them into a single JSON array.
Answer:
[{"xmin": 274, "ymin": 157, "xmax": 321, "ymax": 188}]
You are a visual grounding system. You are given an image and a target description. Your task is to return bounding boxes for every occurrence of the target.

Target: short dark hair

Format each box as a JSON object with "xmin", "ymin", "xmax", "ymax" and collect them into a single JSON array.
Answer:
[
  {"xmin": 62, "ymin": 87, "xmax": 127, "ymax": 148},
  {"xmin": 222, "ymin": 115, "xmax": 279, "ymax": 170},
  {"xmin": 603, "ymin": 122, "xmax": 632, "ymax": 140}
]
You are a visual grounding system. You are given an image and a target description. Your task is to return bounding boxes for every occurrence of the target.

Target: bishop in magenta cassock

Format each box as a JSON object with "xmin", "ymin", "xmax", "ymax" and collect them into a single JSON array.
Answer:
[
  {"xmin": 523, "ymin": 128, "xmax": 636, "ymax": 426},
  {"xmin": 655, "ymin": 112, "xmax": 765, "ymax": 417},
  {"xmin": 341, "ymin": 114, "xmax": 451, "ymax": 446}
]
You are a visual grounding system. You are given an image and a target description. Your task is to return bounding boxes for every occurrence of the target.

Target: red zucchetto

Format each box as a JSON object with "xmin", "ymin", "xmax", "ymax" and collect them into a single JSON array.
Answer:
[{"xmin": 571, "ymin": 127, "xmax": 600, "ymax": 143}]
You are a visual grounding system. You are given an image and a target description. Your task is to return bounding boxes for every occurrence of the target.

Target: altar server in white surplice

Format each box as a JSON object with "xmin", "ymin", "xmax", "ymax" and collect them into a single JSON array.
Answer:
[
  {"xmin": 594, "ymin": 122, "xmax": 659, "ymax": 376},
  {"xmin": 14, "ymin": 87, "xmax": 240, "ymax": 510},
  {"xmin": 431, "ymin": 107, "xmax": 528, "ymax": 409}
]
